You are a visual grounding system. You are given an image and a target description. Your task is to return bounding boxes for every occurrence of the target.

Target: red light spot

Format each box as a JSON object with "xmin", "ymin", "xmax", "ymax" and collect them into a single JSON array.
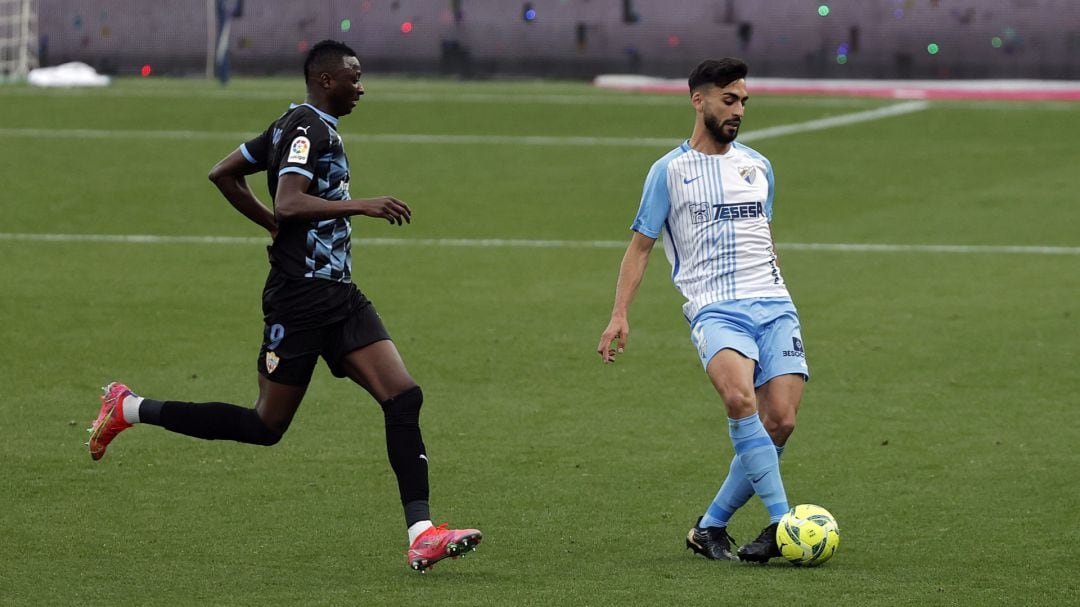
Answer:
[
  {"xmin": 140, "ymin": 64, "xmax": 152, "ymax": 77},
  {"xmin": 297, "ymin": 40, "xmax": 309, "ymax": 52},
  {"xmin": 401, "ymin": 21, "xmax": 413, "ymax": 33},
  {"xmin": 667, "ymin": 35, "xmax": 681, "ymax": 47}
]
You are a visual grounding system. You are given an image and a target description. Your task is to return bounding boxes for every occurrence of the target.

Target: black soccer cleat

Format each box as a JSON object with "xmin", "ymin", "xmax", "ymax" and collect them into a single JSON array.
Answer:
[
  {"xmin": 685, "ymin": 517, "xmax": 737, "ymax": 561},
  {"xmin": 737, "ymin": 522, "xmax": 782, "ymax": 563}
]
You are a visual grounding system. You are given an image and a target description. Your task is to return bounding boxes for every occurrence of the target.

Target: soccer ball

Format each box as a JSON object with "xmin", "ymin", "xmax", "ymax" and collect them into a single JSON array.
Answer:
[{"xmin": 776, "ymin": 504, "xmax": 840, "ymax": 566}]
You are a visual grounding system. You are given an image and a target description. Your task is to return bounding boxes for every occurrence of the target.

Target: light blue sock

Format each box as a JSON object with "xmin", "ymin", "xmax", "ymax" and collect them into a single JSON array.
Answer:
[
  {"xmin": 700, "ymin": 444, "xmax": 784, "ymax": 529},
  {"xmin": 728, "ymin": 413, "xmax": 789, "ymax": 523}
]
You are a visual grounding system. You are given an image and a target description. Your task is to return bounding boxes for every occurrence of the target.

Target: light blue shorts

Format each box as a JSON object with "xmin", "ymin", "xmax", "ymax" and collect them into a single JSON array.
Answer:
[{"xmin": 689, "ymin": 297, "xmax": 809, "ymax": 388}]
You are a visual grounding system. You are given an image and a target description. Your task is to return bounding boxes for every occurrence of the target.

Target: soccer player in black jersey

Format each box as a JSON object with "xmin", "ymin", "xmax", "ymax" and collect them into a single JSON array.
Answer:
[{"xmin": 87, "ymin": 40, "xmax": 481, "ymax": 573}]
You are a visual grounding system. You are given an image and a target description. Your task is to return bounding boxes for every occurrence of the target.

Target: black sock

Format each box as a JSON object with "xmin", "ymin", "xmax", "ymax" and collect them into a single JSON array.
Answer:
[
  {"xmin": 381, "ymin": 387, "xmax": 430, "ymax": 525},
  {"xmin": 139, "ymin": 398, "xmax": 164, "ymax": 424},
  {"xmin": 404, "ymin": 500, "xmax": 431, "ymax": 528},
  {"xmin": 148, "ymin": 400, "xmax": 282, "ymax": 446}
]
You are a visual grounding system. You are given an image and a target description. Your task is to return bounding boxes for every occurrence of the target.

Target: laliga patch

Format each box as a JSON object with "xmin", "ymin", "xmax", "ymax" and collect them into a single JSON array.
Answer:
[
  {"xmin": 287, "ymin": 136, "xmax": 311, "ymax": 164},
  {"xmin": 265, "ymin": 351, "xmax": 280, "ymax": 374}
]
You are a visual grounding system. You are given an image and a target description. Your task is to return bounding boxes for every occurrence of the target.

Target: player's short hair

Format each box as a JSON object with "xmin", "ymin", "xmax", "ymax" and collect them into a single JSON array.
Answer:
[
  {"xmin": 688, "ymin": 58, "xmax": 749, "ymax": 93},
  {"xmin": 303, "ymin": 40, "xmax": 358, "ymax": 82}
]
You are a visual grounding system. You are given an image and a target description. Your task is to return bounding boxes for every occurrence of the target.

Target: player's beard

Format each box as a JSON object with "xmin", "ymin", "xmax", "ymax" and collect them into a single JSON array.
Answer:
[{"xmin": 704, "ymin": 111, "xmax": 740, "ymax": 144}]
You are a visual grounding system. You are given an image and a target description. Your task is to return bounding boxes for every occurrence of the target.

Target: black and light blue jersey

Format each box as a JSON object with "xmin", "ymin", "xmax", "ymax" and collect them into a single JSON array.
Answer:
[{"xmin": 242, "ymin": 103, "xmax": 354, "ymax": 283}]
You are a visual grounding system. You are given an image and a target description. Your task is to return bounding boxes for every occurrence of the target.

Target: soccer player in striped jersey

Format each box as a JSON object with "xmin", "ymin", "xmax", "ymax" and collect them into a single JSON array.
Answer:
[
  {"xmin": 87, "ymin": 40, "xmax": 480, "ymax": 572},
  {"xmin": 597, "ymin": 58, "xmax": 809, "ymax": 563}
]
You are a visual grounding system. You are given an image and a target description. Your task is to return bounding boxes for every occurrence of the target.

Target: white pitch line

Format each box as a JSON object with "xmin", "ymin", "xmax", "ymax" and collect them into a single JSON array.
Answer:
[
  {"xmin": 0, "ymin": 126, "xmax": 652, "ymax": 147},
  {"xmin": 738, "ymin": 100, "xmax": 928, "ymax": 141},
  {"xmin": 1, "ymin": 233, "xmax": 1076, "ymax": 255},
  {"xmin": 0, "ymin": 88, "xmax": 695, "ymax": 106},
  {"xmin": 0, "ymin": 101, "xmax": 929, "ymax": 147},
  {"xmin": 0, "ymin": 86, "xmax": 884, "ymax": 108},
  {"xmin": 779, "ymin": 242, "xmax": 1080, "ymax": 255}
]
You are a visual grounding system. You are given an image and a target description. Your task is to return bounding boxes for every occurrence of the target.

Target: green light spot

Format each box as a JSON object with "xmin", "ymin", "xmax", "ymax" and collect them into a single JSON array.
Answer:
[
  {"xmin": 836, "ymin": 55, "xmax": 848, "ymax": 65},
  {"xmin": 340, "ymin": 19, "xmax": 352, "ymax": 32},
  {"xmin": 818, "ymin": 5, "xmax": 830, "ymax": 17},
  {"xmin": 927, "ymin": 43, "xmax": 939, "ymax": 55},
  {"xmin": 991, "ymin": 36, "xmax": 1002, "ymax": 48}
]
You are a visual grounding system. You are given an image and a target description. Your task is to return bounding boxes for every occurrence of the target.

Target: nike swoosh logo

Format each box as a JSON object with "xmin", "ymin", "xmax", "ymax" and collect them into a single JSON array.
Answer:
[
  {"xmin": 419, "ymin": 454, "xmax": 428, "ymax": 462},
  {"xmin": 752, "ymin": 471, "xmax": 770, "ymax": 483},
  {"xmin": 683, "ymin": 175, "xmax": 703, "ymax": 184}
]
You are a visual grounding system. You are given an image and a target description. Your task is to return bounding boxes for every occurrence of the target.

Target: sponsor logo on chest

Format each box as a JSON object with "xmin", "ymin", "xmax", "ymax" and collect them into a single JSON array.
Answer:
[{"xmin": 688, "ymin": 201, "xmax": 765, "ymax": 224}]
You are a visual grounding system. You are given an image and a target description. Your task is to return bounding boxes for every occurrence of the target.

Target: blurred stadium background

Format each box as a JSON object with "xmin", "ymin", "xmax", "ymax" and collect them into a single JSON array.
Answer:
[{"xmin": 4, "ymin": 0, "xmax": 1080, "ymax": 80}]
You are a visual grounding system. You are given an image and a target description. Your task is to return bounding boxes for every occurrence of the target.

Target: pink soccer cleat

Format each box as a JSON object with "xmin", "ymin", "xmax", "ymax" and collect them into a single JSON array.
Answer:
[
  {"xmin": 87, "ymin": 382, "xmax": 134, "ymax": 461},
  {"xmin": 407, "ymin": 524, "xmax": 483, "ymax": 572}
]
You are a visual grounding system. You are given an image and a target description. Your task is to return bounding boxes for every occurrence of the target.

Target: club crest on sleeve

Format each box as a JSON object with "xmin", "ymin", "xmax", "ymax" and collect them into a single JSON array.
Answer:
[
  {"xmin": 287, "ymin": 136, "xmax": 311, "ymax": 163},
  {"xmin": 265, "ymin": 351, "xmax": 280, "ymax": 374}
]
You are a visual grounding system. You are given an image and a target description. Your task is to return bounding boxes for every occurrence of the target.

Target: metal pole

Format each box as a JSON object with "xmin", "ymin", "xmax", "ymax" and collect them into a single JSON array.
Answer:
[
  {"xmin": 206, "ymin": 0, "xmax": 214, "ymax": 79},
  {"xmin": 18, "ymin": 0, "xmax": 29, "ymax": 76}
]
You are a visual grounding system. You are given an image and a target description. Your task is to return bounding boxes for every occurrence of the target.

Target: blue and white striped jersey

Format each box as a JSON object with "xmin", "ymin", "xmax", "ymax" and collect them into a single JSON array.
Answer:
[{"xmin": 631, "ymin": 140, "xmax": 790, "ymax": 321}]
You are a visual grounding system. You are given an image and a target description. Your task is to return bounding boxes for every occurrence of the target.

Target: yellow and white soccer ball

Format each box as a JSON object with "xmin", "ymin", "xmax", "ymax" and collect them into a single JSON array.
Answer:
[{"xmin": 776, "ymin": 504, "xmax": 840, "ymax": 566}]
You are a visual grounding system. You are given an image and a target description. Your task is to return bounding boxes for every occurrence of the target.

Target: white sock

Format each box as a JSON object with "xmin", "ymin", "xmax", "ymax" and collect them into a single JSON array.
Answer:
[
  {"xmin": 122, "ymin": 395, "xmax": 144, "ymax": 424},
  {"xmin": 408, "ymin": 520, "xmax": 433, "ymax": 545}
]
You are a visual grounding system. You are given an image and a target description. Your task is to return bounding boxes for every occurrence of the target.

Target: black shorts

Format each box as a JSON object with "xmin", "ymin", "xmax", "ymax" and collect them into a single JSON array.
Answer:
[{"xmin": 257, "ymin": 297, "xmax": 392, "ymax": 387}]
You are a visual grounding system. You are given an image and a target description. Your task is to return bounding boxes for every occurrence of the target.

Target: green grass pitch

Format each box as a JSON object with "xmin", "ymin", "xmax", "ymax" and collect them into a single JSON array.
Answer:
[{"xmin": 0, "ymin": 77, "xmax": 1077, "ymax": 605}]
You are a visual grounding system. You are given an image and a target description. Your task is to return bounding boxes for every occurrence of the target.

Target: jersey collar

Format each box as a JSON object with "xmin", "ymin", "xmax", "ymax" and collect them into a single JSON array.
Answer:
[{"xmin": 290, "ymin": 103, "xmax": 339, "ymax": 127}]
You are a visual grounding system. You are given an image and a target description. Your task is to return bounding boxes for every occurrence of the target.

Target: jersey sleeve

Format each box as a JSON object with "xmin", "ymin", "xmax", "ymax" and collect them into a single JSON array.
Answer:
[
  {"xmin": 277, "ymin": 120, "xmax": 331, "ymax": 182},
  {"xmin": 239, "ymin": 128, "xmax": 271, "ymax": 171},
  {"xmin": 762, "ymin": 155, "xmax": 775, "ymax": 222},
  {"xmin": 629, "ymin": 159, "xmax": 671, "ymax": 238}
]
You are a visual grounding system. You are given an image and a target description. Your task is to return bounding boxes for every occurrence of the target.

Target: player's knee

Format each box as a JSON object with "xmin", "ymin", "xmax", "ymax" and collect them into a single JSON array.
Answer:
[
  {"xmin": 254, "ymin": 424, "xmax": 284, "ymax": 446},
  {"xmin": 380, "ymin": 386, "xmax": 423, "ymax": 427},
  {"xmin": 243, "ymin": 408, "xmax": 284, "ymax": 446},
  {"xmin": 719, "ymin": 388, "xmax": 756, "ymax": 418},
  {"xmin": 762, "ymin": 412, "xmax": 796, "ymax": 444}
]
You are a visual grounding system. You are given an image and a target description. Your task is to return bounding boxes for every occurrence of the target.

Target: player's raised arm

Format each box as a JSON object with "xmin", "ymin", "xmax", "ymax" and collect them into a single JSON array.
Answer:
[
  {"xmin": 208, "ymin": 148, "xmax": 277, "ymax": 237},
  {"xmin": 597, "ymin": 230, "xmax": 656, "ymax": 363}
]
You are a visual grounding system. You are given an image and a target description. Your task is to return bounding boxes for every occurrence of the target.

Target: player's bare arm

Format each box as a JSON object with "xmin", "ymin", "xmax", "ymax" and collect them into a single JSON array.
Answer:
[
  {"xmin": 597, "ymin": 231, "xmax": 656, "ymax": 363},
  {"xmin": 208, "ymin": 148, "xmax": 277, "ymax": 237},
  {"xmin": 274, "ymin": 172, "xmax": 412, "ymax": 225}
]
